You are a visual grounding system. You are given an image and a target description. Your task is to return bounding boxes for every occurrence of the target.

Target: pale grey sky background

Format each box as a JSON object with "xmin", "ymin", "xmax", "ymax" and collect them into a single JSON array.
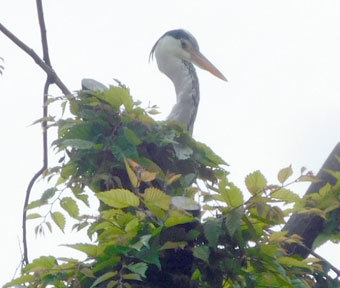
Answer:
[{"xmin": 1, "ymin": 0, "xmax": 340, "ymax": 285}]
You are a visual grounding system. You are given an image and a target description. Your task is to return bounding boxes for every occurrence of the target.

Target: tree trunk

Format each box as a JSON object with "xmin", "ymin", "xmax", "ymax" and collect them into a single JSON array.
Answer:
[{"xmin": 283, "ymin": 142, "xmax": 340, "ymax": 258}]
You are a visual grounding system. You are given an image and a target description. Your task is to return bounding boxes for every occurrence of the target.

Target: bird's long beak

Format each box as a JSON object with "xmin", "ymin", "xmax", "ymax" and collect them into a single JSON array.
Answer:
[{"xmin": 189, "ymin": 47, "xmax": 227, "ymax": 81}]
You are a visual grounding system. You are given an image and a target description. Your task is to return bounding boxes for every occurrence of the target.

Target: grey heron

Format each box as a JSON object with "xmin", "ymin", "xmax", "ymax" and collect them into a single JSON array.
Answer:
[{"xmin": 150, "ymin": 29, "xmax": 227, "ymax": 135}]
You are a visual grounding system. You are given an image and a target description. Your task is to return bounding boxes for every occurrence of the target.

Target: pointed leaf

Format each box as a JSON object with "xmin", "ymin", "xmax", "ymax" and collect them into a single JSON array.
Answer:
[
  {"xmin": 134, "ymin": 249, "xmax": 161, "ymax": 269},
  {"xmin": 64, "ymin": 243, "xmax": 97, "ymax": 257},
  {"xmin": 144, "ymin": 188, "xmax": 171, "ymax": 210},
  {"xmin": 125, "ymin": 262, "xmax": 148, "ymax": 278},
  {"xmin": 271, "ymin": 189, "xmax": 300, "ymax": 203},
  {"xmin": 97, "ymin": 189, "xmax": 140, "ymax": 208},
  {"xmin": 80, "ymin": 267, "xmax": 95, "ymax": 278},
  {"xmin": 165, "ymin": 173, "xmax": 182, "ymax": 185},
  {"xmin": 277, "ymin": 256, "xmax": 311, "ymax": 269},
  {"xmin": 51, "ymin": 211, "xmax": 66, "ymax": 232},
  {"xmin": 160, "ymin": 241, "xmax": 187, "ymax": 250},
  {"xmin": 3, "ymin": 275, "xmax": 35, "ymax": 287},
  {"xmin": 61, "ymin": 139, "xmax": 94, "ymax": 149},
  {"xmin": 26, "ymin": 213, "xmax": 42, "ymax": 220},
  {"xmin": 60, "ymin": 197, "xmax": 79, "ymax": 219},
  {"xmin": 299, "ymin": 175, "xmax": 321, "ymax": 183},
  {"xmin": 41, "ymin": 187, "xmax": 57, "ymax": 202},
  {"xmin": 193, "ymin": 245, "xmax": 210, "ymax": 263},
  {"xmin": 225, "ymin": 208, "xmax": 244, "ymax": 236},
  {"xmin": 140, "ymin": 170, "xmax": 158, "ymax": 182},
  {"xmin": 122, "ymin": 273, "xmax": 142, "ymax": 281},
  {"xmin": 203, "ymin": 219, "xmax": 222, "ymax": 247},
  {"xmin": 24, "ymin": 256, "xmax": 57, "ymax": 273},
  {"xmin": 245, "ymin": 170, "xmax": 267, "ymax": 195},
  {"xmin": 218, "ymin": 178, "xmax": 243, "ymax": 207},
  {"xmin": 99, "ymin": 86, "xmax": 133, "ymax": 111},
  {"xmin": 90, "ymin": 271, "xmax": 117, "ymax": 288},
  {"xmin": 278, "ymin": 165, "xmax": 293, "ymax": 184},
  {"xmin": 125, "ymin": 159, "xmax": 139, "ymax": 188},
  {"xmin": 165, "ymin": 210, "xmax": 195, "ymax": 227}
]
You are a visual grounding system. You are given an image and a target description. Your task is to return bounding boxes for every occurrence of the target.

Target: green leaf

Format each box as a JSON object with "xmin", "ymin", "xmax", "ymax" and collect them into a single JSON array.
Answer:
[
  {"xmin": 24, "ymin": 256, "xmax": 57, "ymax": 273},
  {"xmin": 125, "ymin": 218, "xmax": 139, "ymax": 233},
  {"xmin": 111, "ymin": 135, "xmax": 139, "ymax": 161},
  {"xmin": 290, "ymin": 279, "xmax": 311, "ymax": 288},
  {"xmin": 245, "ymin": 170, "xmax": 267, "ymax": 195},
  {"xmin": 60, "ymin": 197, "xmax": 79, "ymax": 219},
  {"xmin": 61, "ymin": 139, "xmax": 94, "ymax": 149},
  {"xmin": 191, "ymin": 268, "xmax": 202, "ymax": 280},
  {"xmin": 122, "ymin": 273, "xmax": 142, "ymax": 281},
  {"xmin": 164, "ymin": 210, "xmax": 195, "ymax": 227},
  {"xmin": 260, "ymin": 244, "xmax": 280, "ymax": 257},
  {"xmin": 97, "ymin": 189, "xmax": 140, "ymax": 208},
  {"xmin": 80, "ymin": 267, "xmax": 95, "ymax": 278},
  {"xmin": 277, "ymin": 165, "xmax": 293, "ymax": 184},
  {"xmin": 41, "ymin": 188, "xmax": 57, "ymax": 202},
  {"xmin": 130, "ymin": 235, "xmax": 153, "ymax": 250},
  {"xmin": 144, "ymin": 188, "xmax": 171, "ymax": 210},
  {"xmin": 134, "ymin": 249, "xmax": 161, "ymax": 269},
  {"xmin": 218, "ymin": 177, "xmax": 243, "ymax": 207},
  {"xmin": 203, "ymin": 219, "xmax": 222, "ymax": 248},
  {"xmin": 271, "ymin": 189, "xmax": 300, "ymax": 203},
  {"xmin": 51, "ymin": 211, "xmax": 66, "ymax": 232},
  {"xmin": 277, "ymin": 256, "xmax": 311, "ymax": 269},
  {"xmin": 64, "ymin": 243, "xmax": 97, "ymax": 257},
  {"xmin": 74, "ymin": 193, "xmax": 89, "ymax": 207},
  {"xmin": 319, "ymin": 183, "xmax": 332, "ymax": 197},
  {"xmin": 3, "ymin": 275, "xmax": 35, "ymax": 287},
  {"xmin": 26, "ymin": 213, "xmax": 41, "ymax": 220},
  {"xmin": 98, "ymin": 86, "xmax": 133, "ymax": 111},
  {"xmin": 61, "ymin": 163, "xmax": 78, "ymax": 179},
  {"xmin": 26, "ymin": 199, "xmax": 48, "ymax": 210},
  {"xmin": 195, "ymin": 142, "xmax": 227, "ymax": 166},
  {"xmin": 160, "ymin": 241, "xmax": 187, "ymax": 250},
  {"xmin": 124, "ymin": 159, "xmax": 139, "ymax": 188},
  {"xmin": 124, "ymin": 127, "xmax": 142, "ymax": 145},
  {"xmin": 148, "ymin": 108, "xmax": 160, "ymax": 115},
  {"xmin": 90, "ymin": 271, "xmax": 117, "ymax": 288},
  {"xmin": 125, "ymin": 262, "xmax": 148, "ymax": 278},
  {"xmin": 299, "ymin": 175, "xmax": 321, "ymax": 183},
  {"xmin": 145, "ymin": 203, "xmax": 166, "ymax": 219},
  {"xmin": 225, "ymin": 208, "xmax": 243, "ymax": 236},
  {"xmin": 193, "ymin": 245, "xmax": 210, "ymax": 263}
]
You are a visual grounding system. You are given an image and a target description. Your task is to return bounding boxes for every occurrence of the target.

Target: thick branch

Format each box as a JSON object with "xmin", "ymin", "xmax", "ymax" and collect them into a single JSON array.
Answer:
[
  {"xmin": 283, "ymin": 142, "xmax": 340, "ymax": 258},
  {"xmin": 0, "ymin": 22, "xmax": 70, "ymax": 96}
]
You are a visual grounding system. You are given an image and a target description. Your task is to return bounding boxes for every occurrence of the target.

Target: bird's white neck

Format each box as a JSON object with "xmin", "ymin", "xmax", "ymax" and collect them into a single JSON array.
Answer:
[{"xmin": 157, "ymin": 55, "xmax": 200, "ymax": 135}]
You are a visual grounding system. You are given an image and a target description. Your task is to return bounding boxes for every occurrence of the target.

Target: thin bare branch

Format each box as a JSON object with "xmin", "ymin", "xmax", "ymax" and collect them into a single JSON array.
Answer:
[
  {"xmin": 0, "ymin": 22, "xmax": 71, "ymax": 96},
  {"xmin": 36, "ymin": 0, "xmax": 51, "ymax": 65},
  {"xmin": 20, "ymin": 0, "xmax": 64, "ymax": 265}
]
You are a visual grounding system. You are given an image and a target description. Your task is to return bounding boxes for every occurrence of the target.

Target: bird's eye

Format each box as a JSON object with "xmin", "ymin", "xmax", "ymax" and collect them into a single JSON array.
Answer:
[{"xmin": 181, "ymin": 40, "xmax": 187, "ymax": 49}]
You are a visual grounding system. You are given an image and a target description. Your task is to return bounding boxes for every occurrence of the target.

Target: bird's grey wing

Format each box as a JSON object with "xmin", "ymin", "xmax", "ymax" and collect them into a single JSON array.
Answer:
[{"xmin": 81, "ymin": 78, "xmax": 108, "ymax": 92}]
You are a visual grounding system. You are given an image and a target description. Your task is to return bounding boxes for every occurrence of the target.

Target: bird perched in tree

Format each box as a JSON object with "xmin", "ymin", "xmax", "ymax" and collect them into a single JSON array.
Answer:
[{"xmin": 150, "ymin": 29, "xmax": 227, "ymax": 135}]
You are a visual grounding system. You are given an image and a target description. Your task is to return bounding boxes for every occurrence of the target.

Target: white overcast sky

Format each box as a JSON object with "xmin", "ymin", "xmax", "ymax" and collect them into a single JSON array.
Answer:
[{"xmin": 1, "ymin": 0, "xmax": 340, "ymax": 284}]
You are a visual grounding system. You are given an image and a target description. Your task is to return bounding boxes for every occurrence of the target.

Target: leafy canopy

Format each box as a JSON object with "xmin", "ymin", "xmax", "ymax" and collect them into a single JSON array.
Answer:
[{"xmin": 6, "ymin": 84, "xmax": 340, "ymax": 288}]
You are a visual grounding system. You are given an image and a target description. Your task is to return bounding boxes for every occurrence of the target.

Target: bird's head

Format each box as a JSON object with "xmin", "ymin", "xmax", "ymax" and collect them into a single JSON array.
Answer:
[{"xmin": 150, "ymin": 29, "xmax": 227, "ymax": 81}]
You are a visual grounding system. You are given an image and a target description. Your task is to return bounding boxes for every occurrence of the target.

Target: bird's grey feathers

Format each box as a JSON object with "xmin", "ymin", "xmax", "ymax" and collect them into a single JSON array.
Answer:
[{"xmin": 82, "ymin": 78, "xmax": 108, "ymax": 92}]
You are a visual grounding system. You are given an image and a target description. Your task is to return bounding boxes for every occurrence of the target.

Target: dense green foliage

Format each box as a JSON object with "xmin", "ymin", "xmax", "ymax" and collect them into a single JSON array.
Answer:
[{"xmin": 5, "ymin": 84, "xmax": 340, "ymax": 288}]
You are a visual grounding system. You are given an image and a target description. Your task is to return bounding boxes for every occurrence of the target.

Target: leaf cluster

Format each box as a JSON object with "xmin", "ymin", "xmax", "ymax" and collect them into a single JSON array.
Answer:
[{"xmin": 6, "ymin": 85, "xmax": 340, "ymax": 288}]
